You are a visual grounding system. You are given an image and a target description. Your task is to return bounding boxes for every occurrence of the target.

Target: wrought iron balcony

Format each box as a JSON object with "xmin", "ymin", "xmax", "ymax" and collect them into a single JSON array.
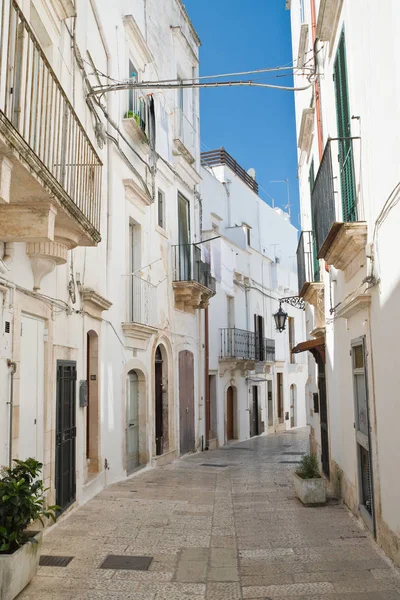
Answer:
[
  {"xmin": 220, "ymin": 328, "xmax": 275, "ymax": 363},
  {"xmin": 297, "ymin": 230, "xmax": 320, "ymax": 296},
  {"xmin": 0, "ymin": 0, "xmax": 102, "ymax": 245},
  {"xmin": 174, "ymin": 108, "xmax": 198, "ymax": 164},
  {"xmin": 128, "ymin": 275, "xmax": 157, "ymax": 327},
  {"xmin": 122, "ymin": 274, "xmax": 158, "ymax": 347},
  {"xmin": 312, "ymin": 138, "xmax": 366, "ymax": 271},
  {"xmin": 172, "ymin": 243, "xmax": 216, "ymax": 312}
]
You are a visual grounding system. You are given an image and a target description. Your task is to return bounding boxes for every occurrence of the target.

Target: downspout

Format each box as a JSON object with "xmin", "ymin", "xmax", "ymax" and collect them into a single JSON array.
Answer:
[
  {"xmin": 222, "ymin": 180, "xmax": 231, "ymax": 227},
  {"xmin": 310, "ymin": 0, "xmax": 323, "ymax": 160},
  {"xmin": 205, "ymin": 307, "xmax": 210, "ymax": 448},
  {"xmin": 7, "ymin": 360, "xmax": 17, "ymax": 468}
]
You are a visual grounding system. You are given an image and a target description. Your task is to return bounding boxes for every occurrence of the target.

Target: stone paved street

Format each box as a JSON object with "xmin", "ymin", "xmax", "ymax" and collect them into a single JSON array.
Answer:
[{"xmin": 19, "ymin": 428, "xmax": 400, "ymax": 600}]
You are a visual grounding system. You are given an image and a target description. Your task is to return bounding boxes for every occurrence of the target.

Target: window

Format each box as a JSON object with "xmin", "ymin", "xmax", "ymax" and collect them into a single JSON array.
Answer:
[
  {"xmin": 128, "ymin": 59, "xmax": 137, "ymax": 114},
  {"xmin": 300, "ymin": 0, "xmax": 305, "ymax": 23},
  {"xmin": 334, "ymin": 31, "xmax": 357, "ymax": 222},
  {"xmin": 158, "ymin": 189, "xmax": 165, "ymax": 229},
  {"xmin": 309, "ymin": 158, "xmax": 319, "ymax": 281}
]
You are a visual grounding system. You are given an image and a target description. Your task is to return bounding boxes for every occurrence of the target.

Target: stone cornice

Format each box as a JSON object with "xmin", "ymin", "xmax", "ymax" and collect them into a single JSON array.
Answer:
[{"xmin": 82, "ymin": 288, "xmax": 112, "ymax": 313}]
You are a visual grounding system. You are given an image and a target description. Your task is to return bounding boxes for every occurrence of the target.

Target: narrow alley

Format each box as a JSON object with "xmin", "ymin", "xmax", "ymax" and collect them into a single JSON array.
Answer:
[{"xmin": 18, "ymin": 429, "xmax": 400, "ymax": 600}]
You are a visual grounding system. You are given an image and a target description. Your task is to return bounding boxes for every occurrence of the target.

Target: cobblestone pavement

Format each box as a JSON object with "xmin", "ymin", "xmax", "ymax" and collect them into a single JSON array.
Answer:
[{"xmin": 19, "ymin": 428, "xmax": 400, "ymax": 600}]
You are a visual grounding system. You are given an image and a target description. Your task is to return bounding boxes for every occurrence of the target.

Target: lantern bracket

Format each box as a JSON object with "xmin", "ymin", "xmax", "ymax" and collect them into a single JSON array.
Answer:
[{"xmin": 279, "ymin": 296, "xmax": 305, "ymax": 310}]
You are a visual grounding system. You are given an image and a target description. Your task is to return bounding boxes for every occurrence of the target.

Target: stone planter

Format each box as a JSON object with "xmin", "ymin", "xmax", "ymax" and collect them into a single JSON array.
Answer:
[
  {"xmin": 0, "ymin": 531, "xmax": 43, "ymax": 600},
  {"xmin": 293, "ymin": 472, "xmax": 326, "ymax": 505}
]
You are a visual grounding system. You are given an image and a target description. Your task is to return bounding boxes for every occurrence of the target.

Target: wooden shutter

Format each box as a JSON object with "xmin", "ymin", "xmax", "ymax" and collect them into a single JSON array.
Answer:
[{"xmin": 334, "ymin": 31, "xmax": 357, "ymax": 222}]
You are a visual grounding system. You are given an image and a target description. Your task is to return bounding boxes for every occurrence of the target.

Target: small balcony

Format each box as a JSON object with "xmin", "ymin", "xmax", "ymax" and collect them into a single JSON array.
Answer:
[
  {"xmin": 122, "ymin": 275, "xmax": 158, "ymax": 349},
  {"xmin": 172, "ymin": 243, "xmax": 216, "ymax": 313},
  {"xmin": 219, "ymin": 327, "xmax": 275, "ymax": 372},
  {"xmin": 173, "ymin": 108, "xmax": 197, "ymax": 165},
  {"xmin": 312, "ymin": 139, "xmax": 367, "ymax": 271},
  {"xmin": 0, "ymin": 1, "xmax": 102, "ymax": 286},
  {"xmin": 122, "ymin": 92, "xmax": 149, "ymax": 152}
]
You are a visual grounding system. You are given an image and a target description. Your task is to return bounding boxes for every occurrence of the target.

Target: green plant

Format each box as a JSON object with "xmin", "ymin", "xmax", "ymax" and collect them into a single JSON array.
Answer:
[
  {"xmin": 124, "ymin": 110, "xmax": 134, "ymax": 119},
  {"xmin": 0, "ymin": 458, "xmax": 58, "ymax": 554},
  {"xmin": 295, "ymin": 454, "xmax": 321, "ymax": 479}
]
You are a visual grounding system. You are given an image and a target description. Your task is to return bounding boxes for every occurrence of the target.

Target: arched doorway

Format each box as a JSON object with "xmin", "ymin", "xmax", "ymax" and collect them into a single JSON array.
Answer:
[
  {"xmin": 126, "ymin": 370, "xmax": 139, "ymax": 473},
  {"xmin": 155, "ymin": 346, "xmax": 168, "ymax": 456},
  {"xmin": 290, "ymin": 384, "xmax": 297, "ymax": 428},
  {"xmin": 87, "ymin": 330, "xmax": 99, "ymax": 473},
  {"xmin": 226, "ymin": 386, "xmax": 235, "ymax": 440}
]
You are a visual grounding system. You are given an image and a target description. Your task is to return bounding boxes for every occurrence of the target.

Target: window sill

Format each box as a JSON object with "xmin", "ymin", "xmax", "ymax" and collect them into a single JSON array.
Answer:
[{"xmin": 156, "ymin": 224, "xmax": 168, "ymax": 239}]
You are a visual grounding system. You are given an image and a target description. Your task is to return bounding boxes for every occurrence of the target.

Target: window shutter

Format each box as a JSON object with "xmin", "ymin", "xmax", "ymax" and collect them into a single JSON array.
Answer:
[{"xmin": 334, "ymin": 31, "xmax": 357, "ymax": 222}]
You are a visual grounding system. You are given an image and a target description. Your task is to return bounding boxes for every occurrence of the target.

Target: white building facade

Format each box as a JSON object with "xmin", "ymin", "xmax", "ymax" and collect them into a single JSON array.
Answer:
[
  {"xmin": 201, "ymin": 149, "xmax": 308, "ymax": 447},
  {"xmin": 289, "ymin": 0, "xmax": 400, "ymax": 566},
  {"xmin": 0, "ymin": 0, "xmax": 213, "ymax": 514}
]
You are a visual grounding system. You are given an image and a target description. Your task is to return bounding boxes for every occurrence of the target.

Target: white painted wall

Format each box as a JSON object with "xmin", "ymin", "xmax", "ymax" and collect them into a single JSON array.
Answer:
[
  {"xmin": 0, "ymin": 0, "xmax": 205, "ymax": 511},
  {"xmin": 201, "ymin": 162, "xmax": 307, "ymax": 446},
  {"xmin": 290, "ymin": 0, "xmax": 400, "ymax": 563}
]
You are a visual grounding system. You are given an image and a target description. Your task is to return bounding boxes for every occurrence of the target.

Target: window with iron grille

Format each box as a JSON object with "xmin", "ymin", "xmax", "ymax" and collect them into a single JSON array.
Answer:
[{"xmin": 334, "ymin": 31, "xmax": 357, "ymax": 223}]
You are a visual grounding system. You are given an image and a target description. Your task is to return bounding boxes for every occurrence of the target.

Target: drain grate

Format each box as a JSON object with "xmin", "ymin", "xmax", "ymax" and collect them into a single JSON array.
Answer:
[
  {"xmin": 279, "ymin": 460, "xmax": 301, "ymax": 464},
  {"xmin": 226, "ymin": 447, "xmax": 253, "ymax": 451},
  {"xmin": 282, "ymin": 452, "xmax": 305, "ymax": 456},
  {"xmin": 100, "ymin": 555, "xmax": 153, "ymax": 570},
  {"xmin": 200, "ymin": 463, "xmax": 229, "ymax": 468},
  {"xmin": 40, "ymin": 555, "xmax": 74, "ymax": 567}
]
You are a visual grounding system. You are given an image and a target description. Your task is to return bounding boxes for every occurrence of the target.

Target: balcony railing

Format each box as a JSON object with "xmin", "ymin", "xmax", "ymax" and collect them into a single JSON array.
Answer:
[
  {"xmin": 201, "ymin": 148, "xmax": 259, "ymax": 194},
  {"xmin": 220, "ymin": 328, "xmax": 275, "ymax": 363},
  {"xmin": 297, "ymin": 230, "xmax": 320, "ymax": 294},
  {"xmin": 312, "ymin": 138, "xmax": 360, "ymax": 255},
  {"xmin": 0, "ymin": 0, "xmax": 102, "ymax": 234},
  {"xmin": 175, "ymin": 108, "xmax": 197, "ymax": 159},
  {"xmin": 172, "ymin": 243, "xmax": 216, "ymax": 293},
  {"xmin": 128, "ymin": 275, "xmax": 157, "ymax": 328}
]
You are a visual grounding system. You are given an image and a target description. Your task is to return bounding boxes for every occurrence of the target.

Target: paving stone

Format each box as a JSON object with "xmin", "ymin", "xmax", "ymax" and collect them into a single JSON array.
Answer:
[
  {"xmin": 18, "ymin": 428, "xmax": 400, "ymax": 600},
  {"xmin": 207, "ymin": 567, "xmax": 239, "ymax": 582},
  {"xmin": 176, "ymin": 560, "xmax": 207, "ymax": 582},
  {"xmin": 206, "ymin": 582, "xmax": 241, "ymax": 599}
]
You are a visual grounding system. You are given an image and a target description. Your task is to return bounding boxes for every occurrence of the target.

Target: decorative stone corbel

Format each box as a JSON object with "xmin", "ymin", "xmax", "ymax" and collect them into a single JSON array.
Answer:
[{"xmin": 26, "ymin": 241, "xmax": 68, "ymax": 290}]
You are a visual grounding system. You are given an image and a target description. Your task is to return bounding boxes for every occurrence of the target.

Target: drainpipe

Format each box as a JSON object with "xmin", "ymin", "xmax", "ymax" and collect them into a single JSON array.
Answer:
[
  {"xmin": 7, "ymin": 360, "xmax": 17, "ymax": 468},
  {"xmin": 205, "ymin": 307, "xmax": 210, "ymax": 448},
  {"xmin": 310, "ymin": 0, "xmax": 323, "ymax": 161}
]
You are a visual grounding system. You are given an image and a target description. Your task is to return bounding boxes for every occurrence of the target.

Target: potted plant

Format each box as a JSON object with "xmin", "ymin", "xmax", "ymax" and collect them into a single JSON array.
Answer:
[
  {"xmin": 0, "ymin": 458, "xmax": 58, "ymax": 600},
  {"xmin": 293, "ymin": 454, "xmax": 326, "ymax": 506}
]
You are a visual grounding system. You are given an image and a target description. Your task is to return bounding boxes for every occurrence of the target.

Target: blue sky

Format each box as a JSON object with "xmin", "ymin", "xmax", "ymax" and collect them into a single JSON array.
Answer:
[{"xmin": 183, "ymin": 0, "xmax": 300, "ymax": 228}]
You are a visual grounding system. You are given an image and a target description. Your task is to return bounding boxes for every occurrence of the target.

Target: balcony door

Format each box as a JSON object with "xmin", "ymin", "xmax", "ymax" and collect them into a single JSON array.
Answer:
[
  {"xmin": 129, "ymin": 221, "xmax": 141, "ymax": 321},
  {"xmin": 334, "ymin": 31, "xmax": 357, "ymax": 222},
  {"xmin": 351, "ymin": 338, "xmax": 375, "ymax": 533},
  {"xmin": 178, "ymin": 193, "xmax": 191, "ymax": 280},
  {"xmin": 254, "ymin": 314, "xmax": 264, "ymax": 361}
]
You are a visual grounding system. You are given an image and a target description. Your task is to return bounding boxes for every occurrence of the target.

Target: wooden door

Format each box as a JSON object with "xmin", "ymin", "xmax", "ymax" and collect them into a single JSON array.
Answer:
[
  {"xmin": 56, "ymin": 361, "xmax": 77, "ymax": 513},
  {"xmin": 226, "ymin": 386, "xmax": 234, "ymax": 440},
  {"xmin": 155, "ymin": 348, "xmax": 163, "ymax": 456},
  {"xmin": 19, "ymin": 314, "xmax": 45, "ymax": 462},
  {"xmin": 277, "ymin": 373, "xmax": 284, "ymax": 424},
  {"xmin": 126, "ymin": 371, "xmax": 139, "ymax": 473},
  {"xmin": 316, "ymin": 355, "xmax": 330, "ymax": 478},
  {"xmin": 251, "ymin": 386, "xmax": 259, "ymax": 437},
  {"xmin": 179, "ymin": 350, "xmax": 195, "ymax": 455}
]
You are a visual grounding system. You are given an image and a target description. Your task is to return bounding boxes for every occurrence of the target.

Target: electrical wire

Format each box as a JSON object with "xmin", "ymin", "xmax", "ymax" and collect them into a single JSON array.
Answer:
[{"xmin": 89, "ymin": 79, "xmax": 313, "ymax": 96}]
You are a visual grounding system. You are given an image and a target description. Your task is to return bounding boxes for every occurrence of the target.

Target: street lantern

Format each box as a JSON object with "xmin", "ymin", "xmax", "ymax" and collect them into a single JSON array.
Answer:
[{"xmin": 274, "ymin": 303, "xmax": 288, "ymax": 332}]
